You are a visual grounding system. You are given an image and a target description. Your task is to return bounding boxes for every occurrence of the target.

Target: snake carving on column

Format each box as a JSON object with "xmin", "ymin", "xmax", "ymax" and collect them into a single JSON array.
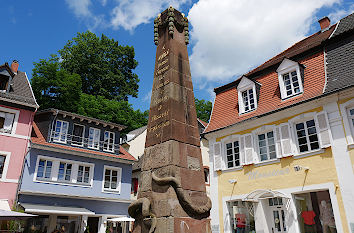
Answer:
[{"xmin": 128, "ymin": 172, "xmax": 212, "ymax": 232}]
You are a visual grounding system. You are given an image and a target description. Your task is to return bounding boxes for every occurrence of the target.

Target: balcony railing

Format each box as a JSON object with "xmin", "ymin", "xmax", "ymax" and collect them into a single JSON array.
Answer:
[{"xmin": 49, "ymin": 131, "xmax": 120, "ymax": 153}]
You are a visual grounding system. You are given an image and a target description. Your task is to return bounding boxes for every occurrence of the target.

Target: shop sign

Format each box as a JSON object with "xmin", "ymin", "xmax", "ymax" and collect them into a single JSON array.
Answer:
[{"xmin": 247, "ymin": 167, "xmax": 290, "ymax": 180}]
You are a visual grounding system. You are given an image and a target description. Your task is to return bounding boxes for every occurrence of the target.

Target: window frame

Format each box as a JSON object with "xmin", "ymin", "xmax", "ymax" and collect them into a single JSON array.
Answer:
[
  {"xmin": 34, "ymin": 155, "xmax": 94, "ymax": 187},
  {"xmin": 340, "ymin": 99, "xmax": 354, "ymax": 146},
  {"xmin": 103, "ymin": 131, "xmax": 115, "ymax": 152},
  {"xmin": 76, "ymin": 164, "xmax": 92, "ymax": 185},
  {"xmin": 277, "ymin": 59, "xmax": 304, "ymax": 100},
  {"xmin": 256, "ymin": 130, "xmax": 277, "ymax": 162},
  {"xmin": 57, "ymin": 162, "xmax": 73, "ymax": 182},
  {"xmin": 88, "ymin": 127, "xmax": 101, "ymax": 150},
  {"xmin": 0, "ymin": 106, "xmax": 20, "ymax": 135},
  {"xmin": 0, "ymin": 151, "xmax": 11, "ymax": 182},
  {"xmin": 237, "ymin": 77, "xmax": 258, "ymax": 115},
  {"xmin": 71, "ymin": 123, "xmax": 85, "ymax": 147},
  {"xmin": 35, "ymin": 158, "xmax": 54, "ymax": 181},
  {"xmin": 52, "ymin": 120, "xmax": 69, "ymax": 144},
  {"xmin": 102, "ymin": 165, "xmax": 122, "ymax": 194},
  {"xmin": 221, "ymin": 134, "xmax": 242, "ymax": 170}
]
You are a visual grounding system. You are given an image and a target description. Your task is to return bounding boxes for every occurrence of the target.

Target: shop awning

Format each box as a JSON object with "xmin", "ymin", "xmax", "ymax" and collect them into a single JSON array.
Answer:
[
  {"xmin": 20, "ymin": 203, "xmax": 95, "ymax": 216},
  {"xmin": 243, "ymin": 189, "xmax": 290, "ymax": 202},
  {"xmin": 108, "ymin": 217, "xmax": 135, "ymax": 222},
  {"xmin": 0, "ymin": 209, "xmax": 37, "ymax": 220}
]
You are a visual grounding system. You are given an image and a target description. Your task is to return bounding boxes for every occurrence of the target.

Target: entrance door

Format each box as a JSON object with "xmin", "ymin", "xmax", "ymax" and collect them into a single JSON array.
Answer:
[
  {"xmin": 87, "ymin": 217, "xmax": 99, "ymax": 233},
  {"xmin": 268, "ymin": 197, "xmax": 287, "ymax": 233}
]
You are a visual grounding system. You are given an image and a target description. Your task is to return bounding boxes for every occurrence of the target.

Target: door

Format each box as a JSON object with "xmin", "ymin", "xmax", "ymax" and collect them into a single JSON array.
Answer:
[
  {"xmin": 271, "ymin": 207, "xmax": 287, "ymax": 233},
  {"xmin": 268, "ymin": 197, "xmax": 287, "ymax": 233},
  {"xmin": 87, "ymin": 217, "xmax": 99, "ymax": 233}
]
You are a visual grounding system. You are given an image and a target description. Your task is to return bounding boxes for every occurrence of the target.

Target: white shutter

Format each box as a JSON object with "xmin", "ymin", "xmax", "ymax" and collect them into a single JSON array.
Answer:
[
  {"xmin": 243, "ymin": 134, "xmax": 255, "ymax": 165},
  {"xmin": 213, "ymin": 142, "xmax": 222, "ymax": 171},
  {"xmin": 280, "ymin": 123, "xmax": 293, "ymax": 157},
  {"xmin": 3, "ymin": 113, "xmax": 14, "ymax": 132},
  {"xmin": 238, "ymin": 90, "xmax": 244, "ymax": 114},
  {"xmin": 315, "ymin": 111, "xmax": 331, "ymax": 148},
  {"xmin": 278, "ymin": 74, "xmax": 286, "ymax": 99},
  {"xmin": 239, "ymin": 136, "xmax": 245, "ymax": 165},
  {"xmin": 274, "ymin": 126, "xmax": 283, "ymax": 158}
]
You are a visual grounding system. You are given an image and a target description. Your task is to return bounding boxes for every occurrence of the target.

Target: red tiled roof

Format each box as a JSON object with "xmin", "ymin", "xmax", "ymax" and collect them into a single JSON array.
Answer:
[
  {"xmin": 205, "ymin": 27, "xmax": 332, "ymax": 133},
  {"xmin": 198, "ymin": 118, "xmax": 208, "ymax": 127},
  {"xmin": 31, "ymin": 122, "xmax": 136, "ymax": 161}
]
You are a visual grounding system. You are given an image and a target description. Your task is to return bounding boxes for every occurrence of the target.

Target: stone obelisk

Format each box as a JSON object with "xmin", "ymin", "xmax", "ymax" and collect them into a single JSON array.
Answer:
[{"xmin": 128, "ymin": 6, "xmax": 211, "ymax": 233}]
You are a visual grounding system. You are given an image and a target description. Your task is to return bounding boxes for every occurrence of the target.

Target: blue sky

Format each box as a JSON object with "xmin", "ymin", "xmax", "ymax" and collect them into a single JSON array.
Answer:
[{"xmin": 1, "ymin": 0, "xmax": 353, "ymax": 112}]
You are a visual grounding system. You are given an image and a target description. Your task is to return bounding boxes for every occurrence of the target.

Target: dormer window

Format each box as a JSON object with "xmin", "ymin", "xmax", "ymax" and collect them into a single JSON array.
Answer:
[
  {"xmin": 277, "ymin": 58, "xmax": 303, "ymax": 100},
  {"xmin": 237, "ymin": 76, "xmax": 257, "ymax": 114}
]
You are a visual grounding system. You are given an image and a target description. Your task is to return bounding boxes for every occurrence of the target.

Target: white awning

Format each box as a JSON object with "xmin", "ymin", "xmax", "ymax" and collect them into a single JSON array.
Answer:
[
  {"xmin": 0, "ymin": 209, "xmax": 36, "ymax": 220},
  {"xmin": 108, "ymin": 217, "xmax": 135, "ymax": 222},
  {"xmin": 0, "ymin": 200, "xmax": 11, "ymax": 211},
  {"xmin": 20, "ymin": 203, "xmax": 95, "ymax": 216},
  {"xmin": 243, "ymin": 189, "xmax": 290, "ymax": 202}
]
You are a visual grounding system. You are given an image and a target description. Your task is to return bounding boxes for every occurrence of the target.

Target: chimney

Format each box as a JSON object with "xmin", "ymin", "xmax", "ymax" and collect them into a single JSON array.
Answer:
[
  {"xmin": 10, "ymin": 60, "xmax": 19, "ymax": 74},
  {"xmin": 318, "ymin": 17, "xmax": 330, "ymax": 32}
]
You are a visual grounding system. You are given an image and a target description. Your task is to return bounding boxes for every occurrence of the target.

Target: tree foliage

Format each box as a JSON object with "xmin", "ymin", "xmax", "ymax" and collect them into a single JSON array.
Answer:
[
  {"xmin": 195, "ymin": 98, "xmax": 212, "ymax": 122},
  {"xmin": 59, "ymin": 31, "xmax": 139, "ymax": 101},
  {"xmin": 31, "ymin": 32, "xmax": 147, "ymax": 132},
  {"xmin": 31, "ymin": 55, "xmax": 82, "ymax": 112}
]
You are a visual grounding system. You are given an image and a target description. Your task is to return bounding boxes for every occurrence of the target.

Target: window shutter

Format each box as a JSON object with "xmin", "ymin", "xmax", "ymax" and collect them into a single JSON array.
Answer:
[
  {"xmin": 280, "ymin": 123, "xmax": 293, "ymax": 157},
  {"xmin": 243, "ymin": 134, "xmax": 255, "ymax": 165},
  {"xmin": 238, "ymin": 90, "xmax": 244, "ymax": 114},
  {"xmin": 315, "ymin": 111, "xmax": 331, "ymax": 148},
  {"xmin": 239, "ymin": 136, "xmax": 245, "ymax": 165},
  {"xmin": 3, "ymin": 113, "xmax": 14, "ymax": 131},
  {"xmin": 278, "ymin": 74, "xmax": 286, "ymax": 99},
  {"xmin": 213, "ymin": 142, "xmax": 222, "ymax": 171},
  {"xmin": 274, "ymin": 126, "xmax": 283, "ymax": 158}
]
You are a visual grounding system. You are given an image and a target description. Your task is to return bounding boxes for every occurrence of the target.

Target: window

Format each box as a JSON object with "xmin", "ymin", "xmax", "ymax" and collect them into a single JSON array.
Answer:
[
  {"xmin": 77, "ymin": 165, "xmax": 91, "ymax": 184},
  {"xmin": 36, "ymin": 159, "xmax": 53, "ymax": 179},
  {"xmin": 0, "ymin": 155, "xmax": 5, "ymax": 178},
  {"xmin": 348, "ymin": 108, "xmax": 354, "ymax": 133},
  {"xmin": 295, "ymin": 119, "xmax": 319, "ymax": 153},
  {"xmin": 71, "ymin": 124, "xmax": 84, "ymax": 146},
  {"xmin": 282, "ymin": 71, "xmax": 301, "ymax": 97},
  {"xmin": 103, "ymin": 131, "xmax": 115, "ymax": 152},
  {"xmin": 103, "ymin": 166, "xmax": 122, "ymax": 192},
  {"xmin": 53, "ymin": 120, "xmax": 69, "ymax": 143},
  {"xmin": 258, "ymin": 131, "xmax": 276, "ymax": 161},
  {"xmin": 0, "ymin": 111, "xmax": 15, "ymax": 134},
  {"xmin": 226, "ymin": 141, "xmax": 240, "ymax": 168},
  {"xmin": 204, "ymin": 167, "xmax": 210, "ymax": 184},
  {"xmin": 242, "ymin": 89, "xmax": 256, "ymax": 113},
  {"xmin": 88, "ymin": 127, "xmax": 100, "ymax": 150},
  {"xmin": 131, "ymin": 178, "xmax": 138, "ymax": 195},
  {"xmin": 277, "ymin": 58, "xmax": 303, "ymax": 99},
  {"xmin": 237, "ymin": 76, "xmax": 258, "ymax": 114},
  {"xmin": 58, "ymin": 162, "xmax": 72, "ymax": 181},
  {"xmin": 268, "ymin": 197, "xmax": 283, "ymax": 206}
]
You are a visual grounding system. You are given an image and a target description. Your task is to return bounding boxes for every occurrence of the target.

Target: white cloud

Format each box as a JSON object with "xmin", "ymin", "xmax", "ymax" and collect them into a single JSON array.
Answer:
[
  {"xmin": 188, "ymin": 0, "xmax": 339, "ymax": 82},
  {"xmin": 110, "ymin": 0, "xmax": 189, "ymax": 31},
  {"xmin": 329, "ymin": 3, "xmax": 354, "ymax": 22},
  {"xmin": 143, "ymin": 90, "xmax": 152, "ymax": 102},
  {"xmin": 65, "ymin": 0, "xmax": 91, "ymax": 17}
]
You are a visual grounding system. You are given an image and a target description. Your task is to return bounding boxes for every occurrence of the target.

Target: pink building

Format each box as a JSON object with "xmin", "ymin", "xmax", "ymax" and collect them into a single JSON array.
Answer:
[{"xmin": 0, "ymin": 61, "xmax": 38, "ymax": 210}]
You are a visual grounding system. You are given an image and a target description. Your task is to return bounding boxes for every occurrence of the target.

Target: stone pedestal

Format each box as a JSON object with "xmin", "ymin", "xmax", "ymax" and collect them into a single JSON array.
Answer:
[{"xmin": 129, "ymin": 7, "xmax": 211, "ymax": 233}]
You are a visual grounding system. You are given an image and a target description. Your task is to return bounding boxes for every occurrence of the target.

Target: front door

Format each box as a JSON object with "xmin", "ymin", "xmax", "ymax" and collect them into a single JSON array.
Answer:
[
  {"xmin": 87, "ymin": 217, "xmax": 99, "ymax": 233},
  {"xmin": 268, "ymin": 198, "xmax": 287, "ymax": 233}
]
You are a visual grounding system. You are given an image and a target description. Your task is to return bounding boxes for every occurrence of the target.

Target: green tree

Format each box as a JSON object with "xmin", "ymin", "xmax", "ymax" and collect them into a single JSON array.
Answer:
[
  {"xmin": 31, "ymin": 55, "xmax": 82, "ymax": 112},
  {"xmin": 59, "ymin": 31, "xmax": 139, "ymax": 101},
  {"xmin": 78, "ymin": 94, "xmax": 148, "ymax": 133},
  {"xmin": 195, "ymin": 98, "xmax": 212, "ymax": 122}
]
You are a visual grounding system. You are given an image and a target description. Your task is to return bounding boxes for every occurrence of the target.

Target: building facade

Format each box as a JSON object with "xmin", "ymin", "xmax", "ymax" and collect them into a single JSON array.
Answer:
[
  {"xmin": 18, "ymin": 109, "xmax": 136, "ymax": 233},
  {"xmin": 204, "ymin": 14, "xmax": 354, "ymax": 233},
  {"xmin": 0, "ymin": 61, "xmax": 38, "ymax": 210}
]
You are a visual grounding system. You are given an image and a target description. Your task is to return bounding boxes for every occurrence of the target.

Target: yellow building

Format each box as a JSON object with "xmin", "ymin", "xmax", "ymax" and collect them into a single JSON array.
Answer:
[{"xmin": 203, "ymin": 14, "xmax": 354, "ymax": 233}]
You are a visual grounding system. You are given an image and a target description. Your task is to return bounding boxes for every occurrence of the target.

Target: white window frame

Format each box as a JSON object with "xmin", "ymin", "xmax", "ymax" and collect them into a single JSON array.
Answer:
[
  {"xmin": 53, "ymin": 120, "xmax": 69, "ymax": 144},
  {"xmin": 88, "ymin": 127, "xmax": 101, "ymax": 150},
  {"xmin": 35, "ymin": 158, "xmax": 54, "ymax": 181},
  {"xmin": 57, "ymin": 162, "xmax": 73, "ymax": 182},
  {"xmin": 34, "ymin": 155, "xmax": 94, "ymax": 187},
  {"xmin": 102, "ymin": 165, "xmax": 122, "ymax": 194},
  {"xmin": 76, "ymin": 164, "xmax": 93, "ymax": 185},
  {"xmin": 0, "ymin": 151, "xmax": 12, "ymax": 182},
  {"xmin": 221, "ymin": 134, "xmax": 242, "ymax": 170},
  {"xmin": 277, "ymin": 58, "xmax": 304, "ymax": 100},
  {"xmin": 103, "ymin": 131, "xmax": 115, "ymax": 152},
  {"xmin": 237, "ymin": 76, "xmax": 257, "ymax": 114},
  {"xmin": 289, "ymin": 112, "xmax": 320, "ymax": 155},
  {"xmin": 252, "ymin": 126, "xmax": 277, "ymax": 162},
  {"xmin": 71, "ymin": 123, "xmax": 85, "ymax": 147},
  {"xmin": 0, "ymin": 106, "xmax": 19, "ymax": 135},
  {"xmin": 340, "ymin": 99, "xmax": 354, "ymax": 145}
]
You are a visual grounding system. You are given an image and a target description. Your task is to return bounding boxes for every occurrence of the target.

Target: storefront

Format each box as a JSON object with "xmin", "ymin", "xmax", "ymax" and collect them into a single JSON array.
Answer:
[{"xmin": 224, "ymin": 187, "xmax": 340, "ymax": 233}]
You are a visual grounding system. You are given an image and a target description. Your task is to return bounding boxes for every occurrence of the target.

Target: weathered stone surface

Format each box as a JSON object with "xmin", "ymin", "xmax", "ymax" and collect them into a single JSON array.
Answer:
[{"xmin": 130, "ymin": 7, "xmax": 210, "ymax": 233}]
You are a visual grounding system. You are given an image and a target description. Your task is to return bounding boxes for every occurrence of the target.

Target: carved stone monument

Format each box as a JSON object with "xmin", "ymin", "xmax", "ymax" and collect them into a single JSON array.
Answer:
[{"xmin": 128, "ymin": 7, "xmax": 211, "ymax": 233}]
